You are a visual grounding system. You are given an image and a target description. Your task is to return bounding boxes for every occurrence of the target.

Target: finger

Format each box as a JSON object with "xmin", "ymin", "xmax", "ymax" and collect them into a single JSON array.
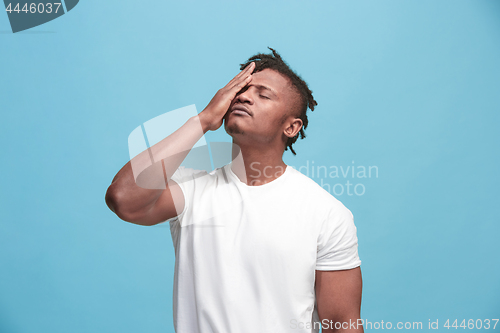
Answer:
[
  {"xmin": 226, "ymin": 62, "xmax": 255, "ymax": 87},
  {"xmin": 228, "ymin": 73, "xmax": 252, "ymax": 93},
  {"xmin": 234, "ymin": 61, "xmax": 255, "ymax": 80},
  {"xmin": 226, "ymin": 67, "xmax": 250, "ymax": 87},
  {"xmin": 227, "ymin": 63, "xmax": 255, "ymax": 90}
]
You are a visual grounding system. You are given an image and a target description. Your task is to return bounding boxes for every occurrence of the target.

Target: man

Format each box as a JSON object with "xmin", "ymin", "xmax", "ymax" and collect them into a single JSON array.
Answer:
[{"xmin": 105, "ymin": 48, "xmax": 363, "ymax": 333}]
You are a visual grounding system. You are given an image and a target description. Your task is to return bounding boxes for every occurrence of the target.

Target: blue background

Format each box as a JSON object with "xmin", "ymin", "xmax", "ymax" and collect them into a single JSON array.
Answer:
[{"xmin": 1, "ymin": 0, "xmax": 499, "ymax": 332}]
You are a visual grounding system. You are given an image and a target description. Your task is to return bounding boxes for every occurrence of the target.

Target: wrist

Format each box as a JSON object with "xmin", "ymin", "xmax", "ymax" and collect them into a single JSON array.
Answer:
[{"xmin": 197, "ymin": 111, "xmax": 214, "ymax": 133}]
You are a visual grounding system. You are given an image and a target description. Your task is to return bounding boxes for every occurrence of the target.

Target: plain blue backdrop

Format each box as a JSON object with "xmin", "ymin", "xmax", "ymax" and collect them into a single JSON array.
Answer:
[{"xmin": 1, "ymin": 0, "xmax": 499, "ymax": 332}]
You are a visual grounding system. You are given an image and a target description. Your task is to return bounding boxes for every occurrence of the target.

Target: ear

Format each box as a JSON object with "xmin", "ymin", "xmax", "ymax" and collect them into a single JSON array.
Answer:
[{"xmin": 283, "ymin": 117, "xmax": 303, "ymax": 139}]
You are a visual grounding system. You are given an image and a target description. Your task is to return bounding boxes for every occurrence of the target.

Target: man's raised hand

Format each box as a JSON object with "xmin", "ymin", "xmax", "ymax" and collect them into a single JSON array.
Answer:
[{"xmin": 199, "ymin": 61, "xmax": 255, "ymax": 132}]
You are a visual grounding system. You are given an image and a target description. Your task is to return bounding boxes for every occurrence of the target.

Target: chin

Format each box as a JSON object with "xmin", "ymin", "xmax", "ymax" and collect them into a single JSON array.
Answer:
[{"xmin": 225, "ymin": 124, "xmax": 244, "ymax": 136}]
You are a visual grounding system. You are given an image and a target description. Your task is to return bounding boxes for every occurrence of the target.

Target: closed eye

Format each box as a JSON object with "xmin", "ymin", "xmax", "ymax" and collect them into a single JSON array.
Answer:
[{"xmin": 259, "ymin": 95, "xmax": 270, "ymax": 99}]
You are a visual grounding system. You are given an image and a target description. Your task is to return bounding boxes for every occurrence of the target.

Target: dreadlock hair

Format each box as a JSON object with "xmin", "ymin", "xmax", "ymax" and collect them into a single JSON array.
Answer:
[{"xmin": 239, "ymin": 47, "xmax": 317, "ymax": 155}]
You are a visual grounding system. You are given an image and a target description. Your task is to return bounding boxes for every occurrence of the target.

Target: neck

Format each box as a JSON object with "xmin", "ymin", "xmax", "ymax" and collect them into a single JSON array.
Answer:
[{"xmin": 230, "ymin": 140, "xmax": 287, "ymax": 186}]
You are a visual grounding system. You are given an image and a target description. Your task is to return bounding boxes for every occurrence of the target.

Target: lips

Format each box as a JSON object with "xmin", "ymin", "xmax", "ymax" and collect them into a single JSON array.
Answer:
[{"xmin": 230, "ymin": 104, "xmax": 252, "ymax": 116}]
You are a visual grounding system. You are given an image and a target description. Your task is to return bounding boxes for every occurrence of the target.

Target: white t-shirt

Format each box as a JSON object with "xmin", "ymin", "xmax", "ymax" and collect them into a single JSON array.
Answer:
[{"xmin": 165, "ymin": 162, "xmax": 361, "ymax": 333}]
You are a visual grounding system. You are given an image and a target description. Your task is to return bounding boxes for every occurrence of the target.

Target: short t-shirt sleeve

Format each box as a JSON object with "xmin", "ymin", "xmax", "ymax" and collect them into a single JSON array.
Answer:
[
  {"xmin": 316, "ymin": 204, "xmax": 361, "ymax": 270},
  {"xmin": 164, "ymin": 165, "xmax": 208, "ymax": 223}
]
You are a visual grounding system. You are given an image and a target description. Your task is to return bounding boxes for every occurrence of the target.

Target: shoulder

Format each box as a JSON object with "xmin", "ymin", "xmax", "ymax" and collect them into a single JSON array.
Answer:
[
  {"xmin": 170, "ymin": 165, "xmax": 228, "ymax": 186},
  {"xmin": 171, "ymin": 165, "xmax": 207, "ymax": 180},
  {"xmin": 286, "ymin": 166, "xmax": 353, "ymax": 218}
]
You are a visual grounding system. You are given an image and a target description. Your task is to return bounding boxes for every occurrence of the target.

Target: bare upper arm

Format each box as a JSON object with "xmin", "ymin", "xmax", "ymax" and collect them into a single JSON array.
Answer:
[{"xmin": 315, "ymin": 267, "xmax": 363, "ymax": 332}]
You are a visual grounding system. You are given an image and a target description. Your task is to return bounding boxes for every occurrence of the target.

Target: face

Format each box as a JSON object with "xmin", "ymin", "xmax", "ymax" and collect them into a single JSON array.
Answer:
[{"xmin": 223, "ymin": 68, "xmax": 303, "ymax": 147}]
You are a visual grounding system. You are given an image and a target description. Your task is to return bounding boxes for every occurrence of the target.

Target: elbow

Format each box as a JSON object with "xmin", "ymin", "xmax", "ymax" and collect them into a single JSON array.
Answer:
[
  {"xmin": 105, "ymin": 185, "xmax": 118, "ymax": 213},
  {"xmin": 105, "ymin": 185, "xmax": 131, "ymax": 221},
  {"xmin": 104, "ymin": 185, "xmax": 155, "ymax": 226}
]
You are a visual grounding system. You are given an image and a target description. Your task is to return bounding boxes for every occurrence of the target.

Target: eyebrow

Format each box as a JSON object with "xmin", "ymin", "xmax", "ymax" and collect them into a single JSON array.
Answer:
[{"xmin": 253, "ymin": 84, "xmax": 278, "ymax": 97}]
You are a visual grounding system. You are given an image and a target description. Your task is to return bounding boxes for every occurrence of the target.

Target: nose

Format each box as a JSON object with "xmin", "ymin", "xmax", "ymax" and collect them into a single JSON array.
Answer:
[{"xmin": 235, "ymin": 87, "xmax": 253, "ymax": 104}]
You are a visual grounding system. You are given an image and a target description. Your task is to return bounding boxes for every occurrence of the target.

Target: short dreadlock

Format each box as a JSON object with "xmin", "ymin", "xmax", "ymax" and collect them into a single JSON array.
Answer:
[{"xmin": 239, "ymin": 47, "xmax": 317, "ymax": 155}]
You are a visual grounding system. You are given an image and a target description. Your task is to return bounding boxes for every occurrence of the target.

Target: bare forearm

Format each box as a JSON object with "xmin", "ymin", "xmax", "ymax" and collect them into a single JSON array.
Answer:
[{"xmin": 105, "ymin": 114, "xmax": 208, "ymax": 216}]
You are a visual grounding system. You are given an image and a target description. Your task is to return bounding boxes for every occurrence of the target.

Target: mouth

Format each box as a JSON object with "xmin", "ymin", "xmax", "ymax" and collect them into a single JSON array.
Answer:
[{"xmin": 230, "ymin": 104, "xmax": 252, "ymax": 116}]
